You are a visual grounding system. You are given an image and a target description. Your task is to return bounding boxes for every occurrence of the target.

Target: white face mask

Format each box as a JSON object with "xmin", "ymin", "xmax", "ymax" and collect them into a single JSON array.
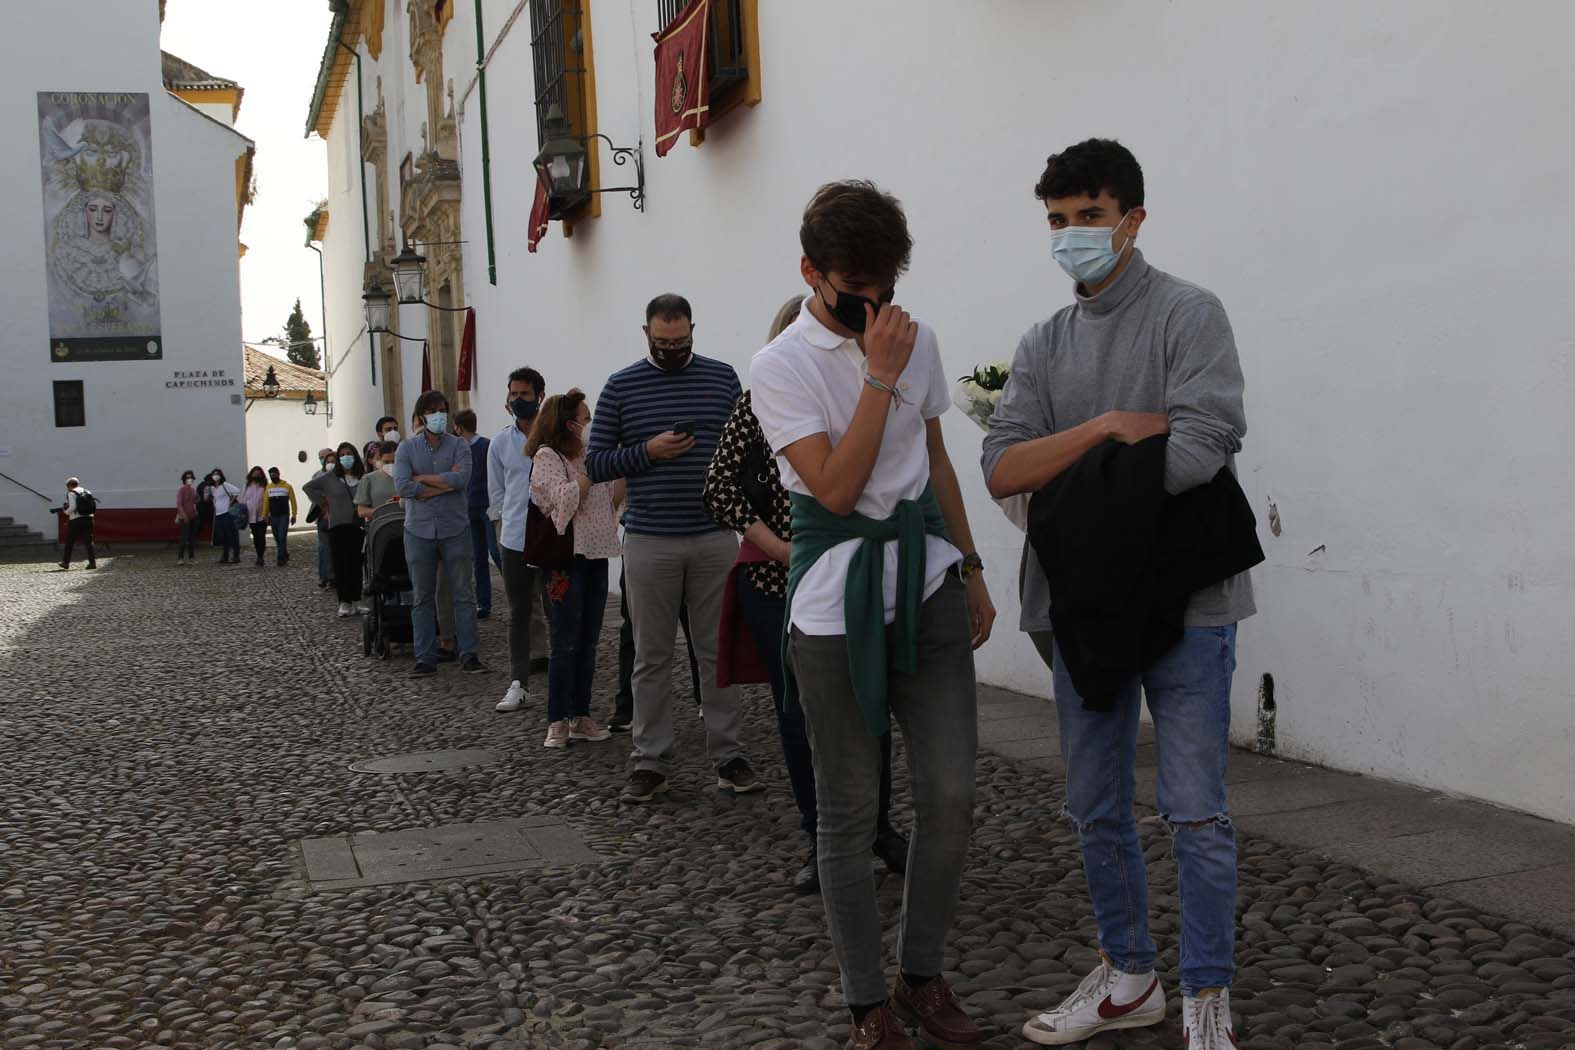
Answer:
[
  {"xmin": 381, "ymin": 463, "xmax": 395, "ymax": 476},
  {"xmin": 382, "ymin": 430, "xmax": 400, "ymax": 443}
]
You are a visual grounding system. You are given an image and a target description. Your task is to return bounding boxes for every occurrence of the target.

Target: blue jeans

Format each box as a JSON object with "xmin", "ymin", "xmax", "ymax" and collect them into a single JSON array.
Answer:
[
  {"xmin": 468, "ymin": 507, "xmax": 499, "ymax": 612},
  {"xmin": 1052, "ymin": 624, "xmax": 1239, "ymax": 995},
  {"xmin": 270, "ymin": 514, "xmax": 291, "ymax": 562},
  {"xmin": 406, "ymin": 529, "xmax": 480, "ymax": 664},
  {"xmin": 544, "ymin": 557, "xmax": 609, "ymax": 722}
]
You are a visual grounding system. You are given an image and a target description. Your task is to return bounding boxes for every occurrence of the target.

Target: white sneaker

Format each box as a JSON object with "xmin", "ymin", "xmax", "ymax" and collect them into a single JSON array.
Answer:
[
  {"xmin": 495, "ymin": 681, "xmax": 525, "ymax": 712},
  {"xmin": 337, "ymin": 602, "xmax": 353, "ymax": 618},
  {"xmin": 1183, "ymin": 989, "xmax": 1238, "ymax": 1049},
  {"xmin": 1022, "ymin": 956, "xmax": 1165, "ymax": 1045},
  {"xmin": 543, "ymin": 720, "xmax": 571, "ymax": 749}
]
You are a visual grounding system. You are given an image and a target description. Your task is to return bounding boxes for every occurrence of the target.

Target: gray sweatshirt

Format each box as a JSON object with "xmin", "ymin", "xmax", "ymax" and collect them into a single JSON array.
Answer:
[{"xmin": 981, "ymin": 250, "xmax": 1256, "ymax": 632}]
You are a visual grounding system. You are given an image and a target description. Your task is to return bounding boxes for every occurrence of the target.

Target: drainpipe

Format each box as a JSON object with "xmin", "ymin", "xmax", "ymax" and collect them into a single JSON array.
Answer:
[
  {"xmin": 338, "ymin": 40, "xmax": 371, "ymax": 265},
  {"xmin": 473, "ymin": 0, "xmax": 498, "ymax": 284}
]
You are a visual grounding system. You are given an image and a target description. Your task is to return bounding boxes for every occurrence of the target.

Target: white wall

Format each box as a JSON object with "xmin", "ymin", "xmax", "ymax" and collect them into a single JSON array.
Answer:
[
  {"xmin": 316, "ymin": 1, "xmax": 1575, "ymax": 821},
  {"xmin": 244, "ymin": 397, "xmax": 332, "ymax": 502},
  {"xmin": 0, "ymin": 2, "xmax": 249, "ymax": 533}
]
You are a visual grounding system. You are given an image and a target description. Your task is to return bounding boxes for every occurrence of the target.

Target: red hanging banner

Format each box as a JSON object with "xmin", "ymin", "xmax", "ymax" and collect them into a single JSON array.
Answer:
[
  {"xmin": 652, "ymin": 0, "xmax": 711, "ymax": 158},
  {"xmin": 456, "ymin": 308, "xmax": 476, "ymax": 391},
  {"xmin": 527, "ymin": 174, "xmax": 551, "ymax": 253}
]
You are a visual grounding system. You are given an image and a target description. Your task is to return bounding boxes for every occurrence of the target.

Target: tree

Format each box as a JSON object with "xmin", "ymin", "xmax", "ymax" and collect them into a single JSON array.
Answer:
[{"xmin": 284, "ymin": 299, "xmax": 319, "ymax": 370}]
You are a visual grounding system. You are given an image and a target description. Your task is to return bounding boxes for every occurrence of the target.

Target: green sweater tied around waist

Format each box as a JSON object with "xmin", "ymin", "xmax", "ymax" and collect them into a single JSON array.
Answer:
[{"xmin": 783, "ymin": 484, "xmax": 949, "ymax": 736}]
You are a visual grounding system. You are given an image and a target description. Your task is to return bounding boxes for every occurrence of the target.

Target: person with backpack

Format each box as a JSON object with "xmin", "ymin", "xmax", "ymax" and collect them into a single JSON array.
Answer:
[
  {"xmin": 175, "ymin": 470, "xmax": 199, "ymax": 564},
  {"xmin": 205, "ymin": 468, "xmax": 242, "ymax": 564},
  {"xmin": 57, "ymin": 477, "xmax": 97, "ymax": 570}
]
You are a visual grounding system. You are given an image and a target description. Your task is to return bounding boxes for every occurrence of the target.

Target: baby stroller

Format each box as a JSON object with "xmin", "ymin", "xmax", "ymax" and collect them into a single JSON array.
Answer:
[{"xmin": 362, "ymin": 502, "xmax": 413, "ymax": 659}]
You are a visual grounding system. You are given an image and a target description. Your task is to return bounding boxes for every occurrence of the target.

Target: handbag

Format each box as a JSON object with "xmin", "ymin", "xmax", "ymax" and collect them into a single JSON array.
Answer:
[
  {"xmin": 523, "ymin": 450, "xmax": 575, "ymax": 568},
  {"xmin": 229, "ymin": 493, "xmax": 249, "ymax": 527},
  {"xmin": 739, "ymin": 441, "xmax": 782, "ymax": 525}
]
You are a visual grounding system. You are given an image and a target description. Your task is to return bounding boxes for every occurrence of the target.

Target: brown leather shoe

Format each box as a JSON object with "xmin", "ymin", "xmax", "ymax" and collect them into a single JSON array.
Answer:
[
  {"xmin": 847, "ymin": 1002, "xmax": 915, "ymax": 1050},
  {"xmin": 892, "ymin": 974, "xmax": 981, "ymax": 1048}
]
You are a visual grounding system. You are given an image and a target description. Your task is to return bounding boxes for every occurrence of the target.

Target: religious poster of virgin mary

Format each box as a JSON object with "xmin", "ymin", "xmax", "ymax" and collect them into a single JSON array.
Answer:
[{"xmin": 37, "ymin": 91, "xmax": 162, "ymax": 363}]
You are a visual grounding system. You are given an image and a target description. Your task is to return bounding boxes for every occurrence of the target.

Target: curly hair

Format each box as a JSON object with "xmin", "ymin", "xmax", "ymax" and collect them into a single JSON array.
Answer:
[
  {"xmin": 1034, "ymin": 138, "xmax": 1145, "ymax": 213},
  {"xmin": 799, "ymin": 180, "xmax": 912, "ymax": 284}
]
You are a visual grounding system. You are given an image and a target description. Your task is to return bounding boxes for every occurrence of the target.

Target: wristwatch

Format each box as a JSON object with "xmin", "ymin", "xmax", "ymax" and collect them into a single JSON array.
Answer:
[{"xmin": 959, "ymin": 552, "xmax": 985, "ymax": 579}]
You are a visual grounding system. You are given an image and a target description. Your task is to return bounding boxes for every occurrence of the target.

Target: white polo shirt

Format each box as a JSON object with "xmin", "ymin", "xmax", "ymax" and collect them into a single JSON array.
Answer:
[{"xmin": 750, "ymin": 300, "xmax": 961, "ymax": 635}]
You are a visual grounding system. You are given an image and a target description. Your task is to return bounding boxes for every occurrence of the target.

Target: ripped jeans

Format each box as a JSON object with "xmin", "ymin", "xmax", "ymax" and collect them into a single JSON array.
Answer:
[{"xmin": 1052, "ymin": 625, "xmax": 1238, "ymax": 995}]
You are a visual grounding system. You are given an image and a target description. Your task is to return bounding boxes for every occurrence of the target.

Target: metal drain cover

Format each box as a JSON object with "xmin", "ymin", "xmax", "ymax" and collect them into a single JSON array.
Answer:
[
  {"xmin": 299, "ymin": 817, "xmax": 601, "ymax": 889},
  {"xmin": 348, "ymin": 748, "xmax": 503, "ymax": 774}
]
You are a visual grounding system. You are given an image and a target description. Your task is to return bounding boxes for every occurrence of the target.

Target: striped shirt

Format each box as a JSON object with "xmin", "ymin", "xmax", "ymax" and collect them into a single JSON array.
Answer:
[{"xmin": 586, "ymin": 353, "xmax": 742, "ymax": 535}]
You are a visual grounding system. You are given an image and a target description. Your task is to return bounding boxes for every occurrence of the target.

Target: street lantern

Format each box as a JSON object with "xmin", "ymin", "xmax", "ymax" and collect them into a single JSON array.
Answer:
[
  {"xmin": 532, "ymin": 104, "xmax": 589, "ymax": 206},
  {"xmin": 303, "ymin": 388, "xmax": 318, "ymax": 416},
  {"xmin": 389, "ymin": 242, "xmax": 427, "ymax": 305},
  {"xmin": 362, "ymin": 277, "xmax": 392, "ymax": 334},
  {"xmin": 261, "ymin": 364, "xmax": 281, "ymax": 399}
]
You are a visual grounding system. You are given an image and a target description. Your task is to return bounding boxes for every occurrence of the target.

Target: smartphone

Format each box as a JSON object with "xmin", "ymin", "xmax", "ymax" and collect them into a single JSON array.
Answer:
[{"xmin": 673, "ymin": 420, "xmax": 697, "ymax": 437}]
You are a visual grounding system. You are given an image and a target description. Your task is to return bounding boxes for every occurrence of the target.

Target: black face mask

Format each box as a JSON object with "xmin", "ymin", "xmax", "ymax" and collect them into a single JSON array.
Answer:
[
  {"xmin": 511, "ymin": 398, "xmax": 539, "ymax": 421},
  {"xmin": 648, "ymin": 343, "xmax": 693, "ymax": 372},
  {"xmin": 818, "ymin": 281, "xmax": 895, "ymax": 334}
]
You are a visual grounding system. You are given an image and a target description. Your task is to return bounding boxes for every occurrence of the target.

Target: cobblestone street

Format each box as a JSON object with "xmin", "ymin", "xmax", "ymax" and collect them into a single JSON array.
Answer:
[{"xmin": 3, "ymin": 543, "xmax": 1575, "ymax": 1050}]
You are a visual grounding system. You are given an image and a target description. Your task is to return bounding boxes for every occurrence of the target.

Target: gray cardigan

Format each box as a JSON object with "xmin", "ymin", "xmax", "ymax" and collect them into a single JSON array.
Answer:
[{"xmin": 302, "ymin": 472, "xmax": 359, "ymax": 529}]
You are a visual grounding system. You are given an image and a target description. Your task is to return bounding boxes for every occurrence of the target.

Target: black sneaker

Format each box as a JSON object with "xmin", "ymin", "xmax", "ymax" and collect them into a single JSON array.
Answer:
[
  {"xmin": 716, "ymin": 758, "xmax": 764, "ymax": 794},
  {"xmin": 607, "ymin": 717, "xmax": 632, "ymax": 733},
  {"xmin": 409, "ymin": 662, "xmax": 438, "ymax": 677},
  {"xmin": 874, "ymin": 822, "xmax": 910, "ymax": 875},
  {"xmin": 620, "ymin": 769, "xmax": 669, "ymax": 803},
  {"xmin": 460, "ymin": 654, "xmax": 487, "ymax": 674}
]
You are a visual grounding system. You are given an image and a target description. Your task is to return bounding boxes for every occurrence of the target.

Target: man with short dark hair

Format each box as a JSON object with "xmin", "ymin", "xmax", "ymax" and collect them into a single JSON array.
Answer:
[
  {"xmin": 985, "ymin": 138, "xmax": 1252, "ymax": 1050},
  {"xmin": 586, "ymin": 294, "xmax": 759, "ymax": 803},
  {"xmin": 57, "ymin": 477, "xmax": 97, "ymax": 570},
  {"xmin": 453, "ymin": 408, "xmax": 502, "ymax": 618},
  {"xmin": 264, "ymin": 467, "xmax": 296, "ymax": 565},
  {"xmin": 375, "ymin": 415, "xmax": 400, "ymax": 442},
  {"xmin": 490, "ymin": 366, "xmax": 548, "ymax": 712},
  {"xmin": 752, "ymin": 180, "xmax": 994, "ymax": 1050},
  {"xmin": 394, "ymin": 390, "xmax": 487, "ymax": 676}
]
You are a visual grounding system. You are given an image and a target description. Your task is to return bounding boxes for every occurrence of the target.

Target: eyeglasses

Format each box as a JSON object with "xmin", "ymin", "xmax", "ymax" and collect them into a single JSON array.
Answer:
[{"xmin": 650, "ymin": 338, "xmax": 693, "ymax": 353}]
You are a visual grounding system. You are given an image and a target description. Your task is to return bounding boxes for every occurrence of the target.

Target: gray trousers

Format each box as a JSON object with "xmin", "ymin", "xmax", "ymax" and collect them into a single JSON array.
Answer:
[
  {"xmin": 787, "ymin": 573, "xmax": 978, "ymax": 1006},
  {"xmin": 623, "ymin": 530, "xmax": 742, "ymax": 775}
]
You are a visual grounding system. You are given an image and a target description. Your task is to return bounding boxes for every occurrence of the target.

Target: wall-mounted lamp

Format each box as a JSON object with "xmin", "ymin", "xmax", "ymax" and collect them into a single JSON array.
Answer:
[{"xmin": 532, "ymin": 104, "xmax": 645, "ymax": 217}]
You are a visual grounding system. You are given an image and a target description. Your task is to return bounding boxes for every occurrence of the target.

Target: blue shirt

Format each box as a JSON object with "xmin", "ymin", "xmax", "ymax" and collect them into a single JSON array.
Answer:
[
  {"xmin": 585, "ymin": 353, "xmax": 741, "ymax": 535},
  {"xmin": 487, "ymin": 422, "xmax": 534, "ymax": 552},
  {"xmin": 466, "ymin": 434, "xmax": 491, "ymax": 509},
  {"xmin": 394, "ymin": 431, "xmax": 472, "ymax": 540}
]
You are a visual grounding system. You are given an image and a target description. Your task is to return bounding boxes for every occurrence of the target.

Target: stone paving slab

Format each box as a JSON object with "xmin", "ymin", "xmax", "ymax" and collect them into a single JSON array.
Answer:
[{"xmin": 3, "ymin": 546, "xmax": 1575, "ymax": 1049}]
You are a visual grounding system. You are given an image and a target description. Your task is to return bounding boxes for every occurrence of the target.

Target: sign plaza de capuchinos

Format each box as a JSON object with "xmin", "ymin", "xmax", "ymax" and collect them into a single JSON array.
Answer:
[{"xmin": 38, "ymin": 91, "xmax": 163, "ymax": 364}]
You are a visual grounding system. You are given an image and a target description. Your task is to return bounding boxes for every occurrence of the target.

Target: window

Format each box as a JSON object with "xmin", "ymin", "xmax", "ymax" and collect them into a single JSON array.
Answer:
[
  {"xmin": 656, "ymin": 0, "xmax": 760, "ymax": 119},
  {"xmin": 530, "ymin": 0, "xmax": 600, "ymax": 219},
  {"xmin": 53, "ymin": 381, "xmax": 84, "ymax": 428}
]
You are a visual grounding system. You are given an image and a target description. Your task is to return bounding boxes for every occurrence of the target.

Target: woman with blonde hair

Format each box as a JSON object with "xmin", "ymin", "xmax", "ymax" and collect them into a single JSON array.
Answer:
[
  {"xmin": 704, "ymin": 295, "xmax": 908, "ymax": 895},
  {"xmin": 529, "ymin": 389, "xmax": 623, "ymax": 750}
]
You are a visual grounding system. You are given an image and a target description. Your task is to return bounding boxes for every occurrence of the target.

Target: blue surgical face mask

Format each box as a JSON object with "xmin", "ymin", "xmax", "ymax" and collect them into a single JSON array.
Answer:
[
  {"xmin": 424, "ymin": 411, "xmax": 449, "ymax": 434},
  {"xmin": 340, "ymin": 454, "xmax": 356, "ymax": 467},
  {"xmin": 1050, "ymin": 211, "xmax": 1135, "ymax": 286}
]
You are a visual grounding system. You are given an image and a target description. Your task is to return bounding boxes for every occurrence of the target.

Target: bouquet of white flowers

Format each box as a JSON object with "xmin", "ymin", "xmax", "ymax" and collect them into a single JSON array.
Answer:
[
  {"xmin": 953, "ymin": 362, "xmax": 1011, "ymax": 430},
  {"xmin": 951, "ymin": 362, "xmax": 1030, "ymax": 532}
]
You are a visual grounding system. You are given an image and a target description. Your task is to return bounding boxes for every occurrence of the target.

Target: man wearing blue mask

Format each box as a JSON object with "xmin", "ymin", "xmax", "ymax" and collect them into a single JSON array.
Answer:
[
  {"xmin": 983, "ymin": 139, "xmax": 1252, "ymax": 1050},
  {"xmin": 489, "ymin": 366, "xmax": 548, "ymax": 713},
  {"xmin": 394, "ymin": 389, "xmax": 488, "ymax": 677}
]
